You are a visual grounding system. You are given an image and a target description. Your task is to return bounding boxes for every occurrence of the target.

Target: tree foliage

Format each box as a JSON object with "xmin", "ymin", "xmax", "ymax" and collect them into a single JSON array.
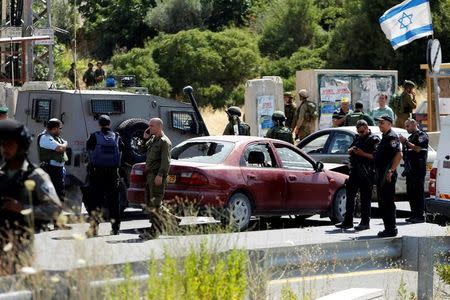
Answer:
[
  {"xmin": 145, "ymin": 0, "xmax": 211, "ymax": 33},
  {"xmin": 325, "ymin": 0, "xmax": 450, "ymax": 85},
  {"xmin": 151, "ymin": 28, "xmax": 261, "ymax": 107},
  {"xmin": 145, "ymin": 0, "xmax": 252, "ymax": 34},
  {"xmin": 110, "ymin": 48, "xmax": 171, "ymax": 97},
  {"xmin": 76, "ymin": 0, "xmax": 157, "ymax": 59},
  {"xmin": 257, "ymin": 0, "xmax": 321, "ymax": 58}
]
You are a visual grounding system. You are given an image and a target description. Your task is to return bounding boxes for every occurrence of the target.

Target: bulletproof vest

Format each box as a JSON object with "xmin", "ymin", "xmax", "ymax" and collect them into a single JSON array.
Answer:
[
  {"xmin": 0, "ymin": 163, "xmax": 36, "ymax": 225},
  {"xmin": 238, "ymin": 122, "xmax": 251, "ymax": 136},
  {"xmin": 89, "ymin": 131, "xmax": 121, "ymax": 167},
  {"xmin": 404, "ymin": 130, "xmax": 428, "ymax": 165},
  {"xmin": 346, "ymin": 112, "xmax": 364, "ymax": 126},
  {"xmin": 350, "ymin": 133, "xmax": 378, "ymax": 167},
  {"xmin": 271, "ymin": 126, "xmax": 293, "ymax": 143},
  {"xmin": 37, "ymin": 133, "xmax": 65, "ymax": 163}
]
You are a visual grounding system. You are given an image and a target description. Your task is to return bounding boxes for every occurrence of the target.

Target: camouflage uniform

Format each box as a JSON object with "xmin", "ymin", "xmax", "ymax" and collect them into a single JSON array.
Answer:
[
  {"xmin": 266, "ymin": 126, "xmax": 294, "ymax": 144},
  {"xmin": 293, "ymin": 100, "xmax": 318, "ymax": 140},
  {"xmin": 284, "ymin": 103, "xmax": 297, "ymax": 129},
  {"xmin": 395, "ymin": 92, "xmax": 416, "ymax": 128},
  {"xmin": 140, "ymin": 133, "xmax": 176, "ymax": 237},
  {"xmin": 344, "ymin": 111, "xmax": 375, "ymax": 126},
  {"xmin": 223, "ymin": 120, "xmax": 251, "ymax": 136},
  {"xmin": 0, "ymin": 160, "xmax": 61, "ymax": 275}
]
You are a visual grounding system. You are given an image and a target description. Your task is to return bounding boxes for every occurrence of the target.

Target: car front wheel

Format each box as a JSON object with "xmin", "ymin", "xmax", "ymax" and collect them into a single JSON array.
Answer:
[
  {"xmin": 225, "ymin": 193, "xmax": 252, "ymax": 231},
  {"xmin": 331, "ymin": 188, "xmax": 347, "ymax": 224}
]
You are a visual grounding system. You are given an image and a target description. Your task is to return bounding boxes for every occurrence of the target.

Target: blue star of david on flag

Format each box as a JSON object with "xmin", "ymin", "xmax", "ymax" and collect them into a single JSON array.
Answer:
[
  {"xmin": 398, "ymin": 12, "xmax": 413, "ymax": 30},
  {"xmin": 379, "ymin": 0, "xmax": 433, "ymax": 50}
]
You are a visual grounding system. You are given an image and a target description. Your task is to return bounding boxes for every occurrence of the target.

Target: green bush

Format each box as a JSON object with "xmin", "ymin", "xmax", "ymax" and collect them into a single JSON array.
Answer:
[
  {"xmin": 151, "ymin": 28, "xmax": 261, "ymax": 107},
  {"xmin": 106, "ymin": 242, "xmax": 248, "ymax": 299},
  {"xmin": 111, "ymin": 47, "xmax": 172, "ymax": 97}
]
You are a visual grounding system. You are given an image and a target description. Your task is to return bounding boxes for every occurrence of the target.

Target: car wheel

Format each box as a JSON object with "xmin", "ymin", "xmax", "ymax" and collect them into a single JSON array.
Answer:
[
  {"xmin": 331, "ymin": 188, "xmax": 346, "ymax": 224},
  {"xmin": 225, "ymin": 193, "xmax": 252, "ymax": 231},
  {"xmin": 116, "ymin": 118, "xmax": 148, "ymax": 165}
]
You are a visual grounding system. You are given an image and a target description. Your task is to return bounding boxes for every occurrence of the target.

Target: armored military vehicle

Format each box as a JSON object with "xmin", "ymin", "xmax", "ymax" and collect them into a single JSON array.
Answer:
[{"xmin": 14, "ymin": 88, "xmax": 207, "ymax": 212}]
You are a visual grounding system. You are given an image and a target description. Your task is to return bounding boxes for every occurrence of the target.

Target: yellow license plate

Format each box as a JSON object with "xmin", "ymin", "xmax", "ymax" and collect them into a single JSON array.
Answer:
[{"xmin": 167, "ymin": 175, "xmax": 176, "ymax": 184}]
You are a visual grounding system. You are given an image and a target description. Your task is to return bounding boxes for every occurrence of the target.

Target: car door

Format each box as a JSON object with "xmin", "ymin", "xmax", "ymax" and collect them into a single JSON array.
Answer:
[
  {"xmin": 240, "ymin": 143, "xmax": 285, "ymax": 212},
  {"xmin": 298, "ymin": 132, "xmax": 332, "ymax": 163},
  {"xmin": 273, "ymin": 143, "xmax": 330, "ymax": 211},
  {"xmin": 326, "ymin": 132, "xmax": 355, "ymax": 164}
]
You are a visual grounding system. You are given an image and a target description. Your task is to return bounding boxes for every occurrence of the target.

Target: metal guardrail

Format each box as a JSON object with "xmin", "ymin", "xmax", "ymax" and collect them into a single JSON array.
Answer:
[{"xmin": 0, "ymin": 236, "xmax": 449, "ymax": 300}]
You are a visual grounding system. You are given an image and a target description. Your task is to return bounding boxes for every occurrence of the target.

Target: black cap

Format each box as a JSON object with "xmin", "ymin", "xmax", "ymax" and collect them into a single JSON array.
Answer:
[
  {"xmin": 98, "ymin": 114, "xmax": 111, "ymax": 126},
  {"xmin": 375, "ymin": 115, "xmax": 393, "ymax": 124},
  {"xmin": 47, "ymin": 118, "xmax": 62, "ymax": 129}
]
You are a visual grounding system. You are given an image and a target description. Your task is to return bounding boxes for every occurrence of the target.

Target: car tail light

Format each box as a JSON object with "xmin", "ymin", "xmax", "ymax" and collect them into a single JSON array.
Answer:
[
  {"xmin": 130, "ymin": 165, "xmax": 146, "ymax": 186},
  {"xmin": 177, "ymin": 171, "xmax": 209, "ymax": 186},
  {"xmin": 429, "ymin": 167, "xmax": 437, "ymax": 196}
]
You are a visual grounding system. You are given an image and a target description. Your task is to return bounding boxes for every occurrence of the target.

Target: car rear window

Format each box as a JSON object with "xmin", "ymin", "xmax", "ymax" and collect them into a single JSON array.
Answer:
[{"xmin": 171, "ymin": 141, "xmax": 234, "ymax": 164}]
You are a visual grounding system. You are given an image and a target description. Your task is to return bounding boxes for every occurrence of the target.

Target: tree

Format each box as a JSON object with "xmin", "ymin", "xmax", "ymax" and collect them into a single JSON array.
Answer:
[
  {"xmin": 76, "ymin": 0, "xmax": 157, "ymax": 59},
  {"xmin": 145, "ymin": 0, "xmax": 252, "ymax": 34},
  {"xmin": 257, "ymin": 0, "xmax": 321, "ymax": 58},
  {"xmin": 151, "ymin": 28, "xmax": 261, "ymax": 107},
  {"xmin": 325, "ymin": 0, "xmax": 450, "ymax": 85},
  {"xmin": 145, "ymin": 0, "xmax": 212, "ymax": 33},
  {"xmin": 111, "ymin": 47, "xmax": 171, "ymax": 97}
]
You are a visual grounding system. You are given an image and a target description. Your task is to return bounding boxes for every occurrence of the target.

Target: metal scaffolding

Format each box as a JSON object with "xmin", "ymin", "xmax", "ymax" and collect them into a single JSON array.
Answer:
[{"xmin": 1, "ymin": 0, "xmax": 54, "ymax": 84}]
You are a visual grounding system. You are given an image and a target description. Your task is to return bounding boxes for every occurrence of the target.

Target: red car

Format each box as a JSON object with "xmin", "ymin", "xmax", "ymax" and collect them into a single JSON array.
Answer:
[{"xmin": 127, "ymin": 136, "xmax": 348, "ymax": 230}]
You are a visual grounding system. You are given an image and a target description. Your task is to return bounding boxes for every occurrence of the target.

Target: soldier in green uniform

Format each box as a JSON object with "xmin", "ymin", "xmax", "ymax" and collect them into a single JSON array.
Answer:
[
  {"xmin": 284, "ymin": 92, "xmax": 297, "ymax": 129},
  {"xmin": 395, "ymin": 80, "xmax": 417, "ymax": 128},
  {"xmin": 0, "ymin": 119, "xmax": 62, "ymax": 275},
  {"xmin": 139, "ymin": 118, "xmax": 178, "ymax": 239},
  {"xmin": 343, "ymin": 101, "xmax": 375, "ymax": 126},
  {"xmin": 266, "ymin": 111, "xmax": 294, "ymax": 144},
  {"xmin": 292, "ymin": 89, "xmax": 318, "ymax": 140},
  {"xmin": 223, "ymin": 106, "xmax": 251, "ymax": 136}
]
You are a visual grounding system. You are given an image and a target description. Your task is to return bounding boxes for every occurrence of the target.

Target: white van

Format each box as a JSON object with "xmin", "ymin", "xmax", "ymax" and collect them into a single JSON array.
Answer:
[{"xmin": 426, "ymin": 116, "xmax": 450, "ymax": 219}]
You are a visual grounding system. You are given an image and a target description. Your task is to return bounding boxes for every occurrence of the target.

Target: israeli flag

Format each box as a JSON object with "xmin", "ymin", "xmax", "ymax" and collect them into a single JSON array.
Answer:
[{"xmin": 379, "ymin": 0, "xmax": 433, "ymax": 50}]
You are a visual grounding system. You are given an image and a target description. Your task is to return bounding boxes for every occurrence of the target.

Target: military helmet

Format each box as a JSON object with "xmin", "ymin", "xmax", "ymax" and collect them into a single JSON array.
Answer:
[
  {"xmin": 226, "ymin": 106, "xmax": 242, "ymax": 117},
  {"xmin": 272, "ymin": 110, "xmax": 287, "ymax": 122},
  {"xmin": 0, "ymin": 119, "xmax": 32, "ymax": 150},
  {"xmin": 0, "ymin": 106, "xmax": 8, "ymax": 114}
]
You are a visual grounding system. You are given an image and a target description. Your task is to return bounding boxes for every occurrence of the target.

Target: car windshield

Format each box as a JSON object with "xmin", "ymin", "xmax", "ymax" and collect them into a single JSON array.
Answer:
[{"xmin": 171, "ymin": 141, "xmax": 234, "ymax": 164}]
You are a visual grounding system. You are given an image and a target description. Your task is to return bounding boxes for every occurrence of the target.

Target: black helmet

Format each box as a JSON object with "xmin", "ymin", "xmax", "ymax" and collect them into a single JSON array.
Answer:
[
  {"xmin": 226, "ymin": 106, "xmax": 241, "ymax": 117},
  {"xmin": 272, "ymin": 110, "xmax": 286, "ymax": 122},
  {"xmin": 0, "ymin": 119, "xmax": 32, "ymax": 150}
]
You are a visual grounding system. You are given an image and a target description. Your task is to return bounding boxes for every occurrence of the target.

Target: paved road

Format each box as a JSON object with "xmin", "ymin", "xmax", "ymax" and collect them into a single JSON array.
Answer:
[{"xmin": 33, "ymin": 202, "xmax": 448, "ymax": 271}]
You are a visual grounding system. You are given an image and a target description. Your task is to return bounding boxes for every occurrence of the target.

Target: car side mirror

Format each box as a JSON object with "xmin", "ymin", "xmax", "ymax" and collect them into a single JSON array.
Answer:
[{"xmin": 315, "ymin": 161, "xmax": 324, "ymax": 172}]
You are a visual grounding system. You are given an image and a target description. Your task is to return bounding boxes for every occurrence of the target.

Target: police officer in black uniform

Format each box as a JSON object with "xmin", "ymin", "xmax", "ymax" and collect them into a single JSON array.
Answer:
[
  {"xmin": 0, "ymin": 119, "xmax": 61, "ymax": 275},
  {"xmin": 374, "ymin": 115, "xmax": 402, "ymax": 237},
  {"xmin": 84, "ymin": 115, "xmax": 124, "ymax": 237},
  {"xmin": 266, "ymin": 111, "xmax": 294, "ymax": 144},
  {"xmin": 336, "ymin": 120, "xmax": 379, "ymax": 230},
  {"xmin": 399, "ymin": 118, "xmax": 428, "ymax": 223}
]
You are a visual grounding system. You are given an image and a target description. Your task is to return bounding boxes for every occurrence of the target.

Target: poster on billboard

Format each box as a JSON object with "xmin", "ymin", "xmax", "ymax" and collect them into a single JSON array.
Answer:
[
  {"xmin": 257, "ymin": 95, "xmax": 275, "ymax": 137},
  {"xmin": 318, "ymin": 74, "xmax": 396, "ymax": 128},
  {"xmin": 319, "ymin": 77, "xmax": 352, "ymax": 129}
]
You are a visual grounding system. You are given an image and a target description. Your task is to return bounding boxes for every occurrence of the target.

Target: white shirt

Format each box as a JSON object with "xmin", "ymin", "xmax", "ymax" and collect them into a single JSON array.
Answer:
[{"xmin": 39, "ymin": 131, "xmax": 66, "ymax": 167}]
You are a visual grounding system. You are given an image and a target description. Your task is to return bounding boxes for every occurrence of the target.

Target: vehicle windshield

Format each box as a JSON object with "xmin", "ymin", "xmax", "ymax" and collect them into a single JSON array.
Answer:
[{"xmin": 171, "ymin": 141, "xmax": 234, "ymax": 164}]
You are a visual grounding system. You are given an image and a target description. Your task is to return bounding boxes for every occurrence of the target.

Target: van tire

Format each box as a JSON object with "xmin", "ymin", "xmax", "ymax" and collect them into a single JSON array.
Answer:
[{"xmin": 116, "ymin": 118, "xmax": 148, "ymax": 166}]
